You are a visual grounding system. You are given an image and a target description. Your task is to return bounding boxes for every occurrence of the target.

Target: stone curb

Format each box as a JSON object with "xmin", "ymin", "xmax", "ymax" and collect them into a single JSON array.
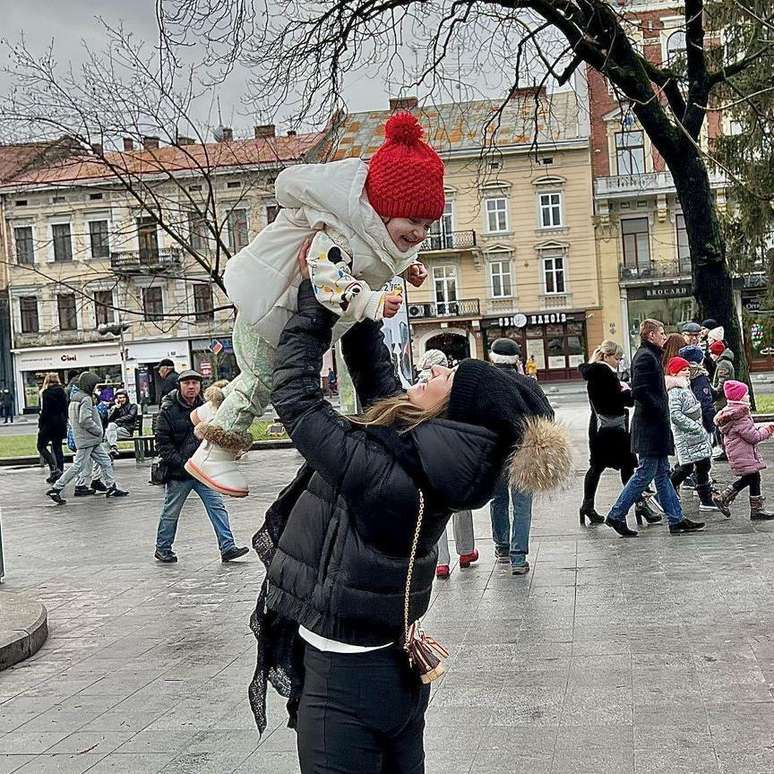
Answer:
[{"xmin": 0, "ymin": 594, "xmax": 48, "ymax": 671}]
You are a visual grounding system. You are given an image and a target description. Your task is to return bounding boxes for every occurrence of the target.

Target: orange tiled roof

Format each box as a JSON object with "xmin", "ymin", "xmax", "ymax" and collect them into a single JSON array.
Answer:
[
  {"xmin": 5, "ymin": 132, "xmax": 325, "ymax": 188},
  {"xmin": 0, "ymin": 141, "xmax": 74, "ymax": 184}
]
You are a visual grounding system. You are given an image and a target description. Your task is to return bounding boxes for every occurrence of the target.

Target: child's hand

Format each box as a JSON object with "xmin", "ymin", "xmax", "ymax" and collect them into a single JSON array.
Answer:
[
  {"xmin": 383, "ymin": 294, "xmax": 403, "ymax": 319},
  {"xmin": 406, "ymin": 262, "xmax": 428, "ymax": 288},
  {"xmin": 296, "ymin": 237, "xmax": 312, "ymax": 279}
]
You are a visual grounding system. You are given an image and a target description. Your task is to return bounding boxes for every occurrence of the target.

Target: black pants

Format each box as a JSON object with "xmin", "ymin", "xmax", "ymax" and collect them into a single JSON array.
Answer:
[
  {"xmin": 733, "ymin": 472, "xmax": 761, "ymax": 497},
  {"xmin": 671, "ymin": 458, "xmax": 712, "ymax": 503},
  {"xmin": 583, "ymin": 459, "xmax": 636, "ymax": 502},
  {"xmin": 297, "ymin": 643, "xmax": 431, "ymax": 774},
  {"xmin": 37, "ymin": 431, "xmax": 64, "ymax": 473}
]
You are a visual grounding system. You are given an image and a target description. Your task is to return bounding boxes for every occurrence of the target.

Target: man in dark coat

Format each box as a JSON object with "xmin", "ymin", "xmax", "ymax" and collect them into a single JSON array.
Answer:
[
  {"xmin": 156, "ymin": 358, "xmax": 179, "ymax": 401},
  {"xmin": 153, "ymin": 369, "xmax": 248, "ymax": 563},
  {"xmin": 605, "ymin": 319, "xmax": 705, "ymax": 536}
]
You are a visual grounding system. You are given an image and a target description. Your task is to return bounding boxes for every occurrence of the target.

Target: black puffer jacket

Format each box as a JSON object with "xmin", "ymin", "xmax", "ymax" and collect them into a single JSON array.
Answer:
[
  {"xmin": 266, "ymin": 282, "xmax": 508, "ymax": 646},
  {"xmin": 155, "ymin": 389, "xmax": 203, "ymax": 481},
  {"xmin": 108, "ymin": 402, "xmax": 138, "ymax": 432},
  {"xmin": 38, "ymin": 385, "xmax": 68, "ymax": 437}
]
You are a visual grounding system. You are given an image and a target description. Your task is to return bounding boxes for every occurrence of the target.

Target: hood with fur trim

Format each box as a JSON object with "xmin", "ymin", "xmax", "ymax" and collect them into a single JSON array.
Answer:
[
  {"xmin": 507, "ymin": 416, "xmax": 573, "ymax": 492},
  {"xmin": 665, "ymin": 374, "xmax": 690, "ymax": 391}
]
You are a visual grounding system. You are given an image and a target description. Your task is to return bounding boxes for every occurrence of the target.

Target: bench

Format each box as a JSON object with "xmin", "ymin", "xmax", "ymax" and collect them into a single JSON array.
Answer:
[{"xmin": 133, "ymin": 435, "xmax": 157, "ymax": 463}]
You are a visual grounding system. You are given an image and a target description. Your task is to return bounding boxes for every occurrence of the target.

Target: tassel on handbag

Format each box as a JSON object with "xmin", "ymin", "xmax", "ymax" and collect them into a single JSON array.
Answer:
[{"xmin": 402, "ymin": 490, "xmax": 449, "ymax": 684}]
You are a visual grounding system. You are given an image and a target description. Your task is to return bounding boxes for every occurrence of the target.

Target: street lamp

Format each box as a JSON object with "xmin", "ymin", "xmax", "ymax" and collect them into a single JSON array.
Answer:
[{"xmin": 97, "ymin": 321, "xmax": 131, "ymax": 397}]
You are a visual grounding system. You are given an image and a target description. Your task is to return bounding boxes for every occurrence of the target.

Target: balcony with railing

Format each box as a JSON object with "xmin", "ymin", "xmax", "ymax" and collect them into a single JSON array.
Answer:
[
  {"xmin": 407, "ymin": 298, "xmax": 480, "ymax": 320},
  {"xmin": 111, "ymin": 248, "xmax": 183, "ymax": 275},
  {"xmin": 419, "ymin": 230, "xmax": 477, "ymax": 253},
  {"xmin": 594, "ymin": 169, "xmax": 726, "ymax": 199},
  {"xmin": 619, "ymin": 259, "xmax": 692, "ymax": 284}
]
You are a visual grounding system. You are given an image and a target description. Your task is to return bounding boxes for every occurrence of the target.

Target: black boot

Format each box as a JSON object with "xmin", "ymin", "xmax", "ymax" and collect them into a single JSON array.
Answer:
[
  {"xmin": 604, "ymin": 517, "xmax": 638, "ymax": 537},
  {"xmin": 750, "ymin": 496, "xmax": 774, "ymax": 521},
  {"xmin": 579, "ymin": 499, "xmax": 605, "ymax": 526},
  {"xmin": 635, "ymin": 499, "xmax": 662, "ymax": 525},
  {"xmin": 91, "ymin": 479, "xmax": 108, "ymax": 493},
  {"xmin": 73, "ymin": 485, "xmax": 95, "ymax": 497},
  {"xmin": 46, "ymin": 488, "xmax": 66, "ymax": 505},
  {"xmin": 46, "ymin": 469, "xmax": 63, "ymax": 484}
]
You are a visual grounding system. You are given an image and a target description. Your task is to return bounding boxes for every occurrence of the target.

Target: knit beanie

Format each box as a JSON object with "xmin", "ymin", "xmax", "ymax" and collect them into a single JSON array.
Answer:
[
  {"xmin": 709, "ymin": 340, "xmax": 726, "ymax": 356},
  {"xmin": 708, "ymin": 326, "xmax": 725, "ymax": 343},
  {"xmin": 417, "ymin": 349, "xmax": 448, "ymax": 383},
  {"xmin": 666, "ymin": 357, "xmax": 691, "ymax": 376},
  {"xmin": 702, "ymin": 318, "xmax": 719, "ymax": 330},
  {"xmin": 678, "ymin": 345, "xmax": 704, "ymax": 364},
  {"xmin": 489, "ymin": 338, "xmax": 521, "ymax": 366},
  {"xmin": 723, "ymin": 379, "xmax": 748, "ymax": 403},
  {"xmin": 365, "ymin": 113, "xmax": 445, "ymax": 220},
  {"xmin": 447, "ymin": 359, "xmax": 570, "ymax": 492}
]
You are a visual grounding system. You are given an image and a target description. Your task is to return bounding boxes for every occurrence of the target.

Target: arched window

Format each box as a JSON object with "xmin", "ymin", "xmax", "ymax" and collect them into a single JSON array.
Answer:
[{"xmin": 666, "ymin": 30, "xmax": 686, "ymax": 64}]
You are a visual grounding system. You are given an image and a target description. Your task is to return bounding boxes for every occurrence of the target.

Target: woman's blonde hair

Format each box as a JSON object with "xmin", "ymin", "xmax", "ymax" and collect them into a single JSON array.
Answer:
[
  {"xmin": 590, "ymin": 340, "xmax": 623, "ymax": 363},
  {"xmin": 351, "ymin": 393, "xmax": 450, "ymax": 433},
  {"xmin": 42, "ymin": 372, "xmax": 61, "ymax": 389}
]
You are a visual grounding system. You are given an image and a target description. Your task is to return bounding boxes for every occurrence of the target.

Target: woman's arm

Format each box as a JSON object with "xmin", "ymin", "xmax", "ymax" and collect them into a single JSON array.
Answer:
[{"xmin": 272, "ymin": 281, "xmax": 416, "ymax": 507}]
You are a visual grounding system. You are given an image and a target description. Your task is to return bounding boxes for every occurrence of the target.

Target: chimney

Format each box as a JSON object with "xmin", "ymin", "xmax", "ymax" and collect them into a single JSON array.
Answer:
[
  {"xmin": 389, "ymin": 96, "xmax": 418, "ymax": 112},
  {"xmin": 254, "ymin": 124, "xmax": 276, "ymax": 139},
  {"xmin": 507, "ymin": 85, "xmax": 547, "ymax": 101},
  {"xmin": 122, "ymin": 137, "xmax": 134, "ymax": 152},
  {"xmin": 287, "ymin": 129, "xmax": 297, "ymax": 137},
  {"xmin": 220, "ymin": 127, "xmax": 233, "ymax": 142},
  {"xmin": 176, "ymin": 135, "xmax": 195, "ymax": 146},
  {"xmin": 90, "ymin": 143, "xmax": 103, "ymax": 156},
  {"xmin": 142, "ymin": 136, "xmax": 160, "ymax": 150}
]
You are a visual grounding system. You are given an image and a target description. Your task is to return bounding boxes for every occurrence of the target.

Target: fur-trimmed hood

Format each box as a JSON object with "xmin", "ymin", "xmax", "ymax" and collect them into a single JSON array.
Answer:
[
  {"xmin": 665, "ymin": 374, "xmax": 690, "ymax": 391},
  {"xmin": 508, "ymin": 416, "xmax": 572, "ymax": 492}
]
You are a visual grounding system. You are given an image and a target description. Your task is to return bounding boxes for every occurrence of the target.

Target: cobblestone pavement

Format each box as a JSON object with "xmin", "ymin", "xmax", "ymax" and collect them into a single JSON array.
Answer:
[{"xmin": 1, "ymin": 402, "xmax": 773, "ymax": 773}]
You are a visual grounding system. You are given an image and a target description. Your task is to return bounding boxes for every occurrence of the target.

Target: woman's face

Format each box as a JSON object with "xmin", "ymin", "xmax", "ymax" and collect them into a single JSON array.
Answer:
[
  {"xmin": 407, "ymin": 365, "xmax": 455, "ymax": 410},
  {"xmin": 603, "ymin": 352, "xmax": 622, "ymax": 369}
]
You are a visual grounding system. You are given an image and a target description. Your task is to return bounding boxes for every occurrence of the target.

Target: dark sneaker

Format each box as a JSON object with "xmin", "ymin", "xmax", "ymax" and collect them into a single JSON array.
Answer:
[
  {"xmin": 46, "ymin": 488, "xmax": 66, "ymax": 505},
  {"xmin": 511, "ymin": 562, "xmax": 530, "ymax": 576},
  {"xmin": 604, "ymin": 517, "xmax": 638, "ymax": 537},
  {"xmin": 221, "ymin": 546, "xmax": 249, "ymax": 562},
  {"xmin": 73, "ymin": 485, "xmax": 95, "ymax": 497},
  {"xmin": 494, "ymin": 547, "xmax": 510, "ymax": 564},
  {"xmin": 46, "ymin": 469, "xmax": 63, "ymax": 485},
  {"xmin": 105, "ymin": 485, "xmax": 129, "ymax": 498},
  {"xmin": 109, "ymin": 446, "xmax": 119, "ymax": 459},
  {"xmin": 669, "ymin": 518, "xmax": 706, "ymax": 534},
  {"xmin": 90, "ymin": 479, "xmax": 108, "ymax": 493},
  {"xmin": 154, "ymin": 549, "xmax": 178, "ymax": 563}
]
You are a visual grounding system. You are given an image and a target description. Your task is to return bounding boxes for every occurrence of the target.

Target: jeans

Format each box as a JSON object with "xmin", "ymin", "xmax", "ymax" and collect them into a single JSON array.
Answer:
[
  {"xmin": 54, "ymin": 444, "xmax": 115, "ymax": 492},
  {"xmin": 37, "ymin": 431, "xmax": 64, "ymax": 473},
  {"xmin": 489, "ymin": 475, "xmax": 533, "ymax": 567},
  {"xmin": 297, "ymin": 644, "xmax": 430, "ymax": 774},
  {"xmin": 436, "ymin": 510, "xmax": 475, "ymax": 566},
  {"xmin": 608, "ymin": 455, "xmax": 683, "ymax": 526},
  {"xmin": 105, "ymin": 423, "xmax": 132, "ymax": 447},
  {"xmin": 155, "ymin": 478, "xmax": 236, "ymax": 554}
]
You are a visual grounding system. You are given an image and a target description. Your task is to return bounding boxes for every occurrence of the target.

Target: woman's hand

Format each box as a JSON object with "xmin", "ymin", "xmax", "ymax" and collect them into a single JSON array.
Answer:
[
  {"xmin": 297, "ymin": 237, "xmax": 312, "ymax": 279},
  {"xmin": 383, "ymin": 294, "xmax": 403, "ymax": 319}
]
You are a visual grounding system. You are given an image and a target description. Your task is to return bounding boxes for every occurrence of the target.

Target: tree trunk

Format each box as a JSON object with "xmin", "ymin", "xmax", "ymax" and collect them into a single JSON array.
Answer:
[{"xmin": 668, "ymin": 144, "xmax": 750, "ymax": 393}]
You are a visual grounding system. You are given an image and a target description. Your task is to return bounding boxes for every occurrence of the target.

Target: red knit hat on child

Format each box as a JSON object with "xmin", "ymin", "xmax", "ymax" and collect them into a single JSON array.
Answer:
[
  {"xmin": 709, "ymin": 340, "xmax": 725, "ymax": 356},
  {"xmin": 723, "ymin": 380, "xmax": 749, "ymax": 403},
  {"xmin": 365, "ymin": 112, "xmax": 445, "ymax": 220},
  {"xmin": 666, "ymin": 357, "xmax": 691, "ymax": 376}
]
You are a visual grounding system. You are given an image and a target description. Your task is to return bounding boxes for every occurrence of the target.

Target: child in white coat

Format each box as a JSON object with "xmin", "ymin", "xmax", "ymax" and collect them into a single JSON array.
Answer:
[{"xmin": 186, "ymin": 113, "xmax": 445, "ymax": 496}]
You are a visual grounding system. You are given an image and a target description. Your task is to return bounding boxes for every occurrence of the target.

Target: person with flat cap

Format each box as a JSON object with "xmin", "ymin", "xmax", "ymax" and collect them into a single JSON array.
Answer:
[
  {"xmin": 154, "ymin": 369, "xmax": 248, "ymax": 563},
  {"xmin": 681, "ymin": 322, "xmax": 701, "ymax": 347},
  {"xmin": 156, "ymin": 358, "xmax": 179, "ymax": 401}
]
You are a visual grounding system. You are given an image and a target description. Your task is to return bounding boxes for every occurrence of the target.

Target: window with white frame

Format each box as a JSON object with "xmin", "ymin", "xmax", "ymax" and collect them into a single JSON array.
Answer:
[
  {"xmin": 89, "ymin": 220, "xmax": 110, "ymax": 259},
  {"xmin": 665, "ymin": 30, "xmax": 687, "ymax": 65},
  {"xmin": 228, "ymin": 208, "xmax": 249, "ymax": 253},
  {"xmin": 543, "ymin": 255, "xmax": 566, "ymax": 294},
  {"xmin": 52, "ymin": 223, "xmax": 73, "ymax": 262},
  {"xmin": 19, "ymin": 296, "xmax": 39, "ymax": 333},
  {"xmin": 427, "ymin": 201, "xmax": 454, "ymax": 249},
  {"xmin": 94, "ymin": 290, "xmax": 114, "ymax": 326},
  {"xmin": 432, "ymin": 265, "xmax": 457, "ymax": 314},
  {"xmin": 675, "ymin": 214, "xmax": 691, "ymax": 271},
  {"xmin": 57, "ymin": 293, "xmax": 78, "ymax": 331},
  {"xmin": 489, "ymin": 258, "xmax": 513, "ymax": 298},
  {"xmin": 13, "ymin": 226, "xmax": 34, "ymax": 265},
  {"xmin": 142, "ymin": 286, "xmax": 164, "ymax": 321},
  {"xmin": 621, "ymin": 217, "xmax": 651, "ymax": 269},
  {"xmin": 538, "ymin": 192, "xmax": 562, "ymax": 228},
  {"xmin": 485, "ymin": 197, "xmax": 508, "ymax": 233},
  {"xmin": 615, "ymin": 130, "xmax": 646, "ymax": 176}
]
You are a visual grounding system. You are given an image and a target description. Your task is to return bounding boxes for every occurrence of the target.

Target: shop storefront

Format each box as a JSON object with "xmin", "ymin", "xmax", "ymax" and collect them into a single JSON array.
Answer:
[
  {"xmin": 190, "ymin": 337, "xmax": 239, "ymax": 388},
  {"xmin": 742, "ymin": 278, "xmax": 773, "ymax": 372},
  {"xmin": 623, "ymin": 284, "xmax": 696, "ymax": 358},
  {"xmin": 124, "ymin": 339, "xmax": 191, "ymax": 406},
  {"xmin": 481, "ymin": 311, "xmax": 588, "ymax": 382},
  {"xmin": 12, "ymin": 343, "xmax": 121, "ymax": 413}
]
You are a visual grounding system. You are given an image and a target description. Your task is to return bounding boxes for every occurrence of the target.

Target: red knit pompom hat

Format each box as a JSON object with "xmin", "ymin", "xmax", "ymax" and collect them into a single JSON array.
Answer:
[
  {"xmin": 365, "ymin": 112, "xmax": 445, "ymax": 220},
  {"xmin": 709, "ymin": 340, "xmax": 726, "ymax": 356},
  {"xmin": 666, "ymin": 356, "xmax": 691, "ymax": 376}
]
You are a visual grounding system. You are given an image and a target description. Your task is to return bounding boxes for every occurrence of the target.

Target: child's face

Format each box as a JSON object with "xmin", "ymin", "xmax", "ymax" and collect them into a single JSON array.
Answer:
[{"xmin": 383, "ymin": 217, "xmax": 434, "ymax": 253}]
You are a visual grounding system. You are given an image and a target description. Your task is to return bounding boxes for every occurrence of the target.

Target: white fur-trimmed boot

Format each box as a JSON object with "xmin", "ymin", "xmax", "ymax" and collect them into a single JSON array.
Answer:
[
  {"xmin": 184, "ymin": 425, "xmax": 253, "ymax": 498},
  {"xmin": 190, "ymin": 382, "xmax": 227, "ymax": 426}
]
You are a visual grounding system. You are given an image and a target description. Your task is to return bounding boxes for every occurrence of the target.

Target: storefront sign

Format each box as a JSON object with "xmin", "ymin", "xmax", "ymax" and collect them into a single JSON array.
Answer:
[
  {"xmin": 13, "ymin": 344, "xmax": 120, "ymax": 370},
  {"xmin": 487, "ymin": 311, "xmax": 582, "ymax": 329},
  {"xmin": 199, "ymin": 361, "xmax": 213, "ymax": 377},
  {"xmin": 628, "ymin": 284, "xmax": 692, "ymax": 300}
]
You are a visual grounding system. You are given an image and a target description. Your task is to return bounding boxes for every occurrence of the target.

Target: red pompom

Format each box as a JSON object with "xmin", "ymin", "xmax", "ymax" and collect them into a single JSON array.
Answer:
[{"xmin": 384, "ymin": 112, "xmax": 423, "ymax": 145}]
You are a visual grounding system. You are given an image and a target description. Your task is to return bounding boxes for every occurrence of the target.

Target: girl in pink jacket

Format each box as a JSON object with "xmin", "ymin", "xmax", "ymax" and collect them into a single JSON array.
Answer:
[{"xmin": 713, "ymin": 380, "xmax": 774, "ymax": 520}]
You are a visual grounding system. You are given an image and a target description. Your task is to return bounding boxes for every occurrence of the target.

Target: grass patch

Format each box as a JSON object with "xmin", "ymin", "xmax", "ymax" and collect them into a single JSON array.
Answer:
[{"xmin": 754, "ymin": 394, "xmax": 774, "ymax": 414}]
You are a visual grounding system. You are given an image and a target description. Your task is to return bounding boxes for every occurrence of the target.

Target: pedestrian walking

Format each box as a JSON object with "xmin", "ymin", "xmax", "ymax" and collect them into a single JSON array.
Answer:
[
  {"xmin": 156, "ymin": 358, "xmax": 179, "ymax": 401},
  {"xmin": 1, "ymin": 388, "xmax": 14, "ymax": 423},
  {"xmin": 713, "ymin": 380, "xmax": 774, "ymax": 520},
  {"xmin": 525, "ymin": 354, "xmax": 538, "ymax": 379},
  {"xmin": 710, "ymin": 339, "xmax": 735, "ymax": 461},
  {"xmin": 45, "ymin": 372, "xmax": 128, "ymax": 504},
  {"xmin": 154, "ymin": 370, "xmax": 248, "ymax": 563},
  {"xmin": 37, "ymin": 373, "xmax": 68, "ymax": 484},
  {"xmin": 417, "ymin": 350, "xmax": 480, "ymax": 579},
  {"xmin": 664, "ymin": 357, "xmax": 719, "ymax": 514},
  {"xmin": 681, "ymin": 321, "xmax": 702, "ymax": 347},
  {"xmin": 578, "ymin": 341, "xmax": 659, "ymax": 527},
  {"xmin": 487, "ymin": 338, "xmax": 536, "ymax": 575},
  {"xmin": 661, "ymin": 332, "xmax": 687, "ymax": 368},
  {"xmin": 679, "ymin": 346, "xmax": 716, "ymax": 435},
  {"xmin": 604, "ymin": 319, "xmax": 705, "ymax": 536},
  {"xmin": 249, "ymin": 280, "xmax": 571, "ymax": 770}
]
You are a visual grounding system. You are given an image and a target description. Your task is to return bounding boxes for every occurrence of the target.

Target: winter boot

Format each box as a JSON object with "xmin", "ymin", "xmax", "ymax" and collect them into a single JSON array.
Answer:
[
  {"xmin": 579, "ymin": 498, "xmax": 605, "ymax": 525},
  {"xmin": 635, "ymin": 498, "xmax": 662, "ymax": 525},
  {"xmin": 91, "ymin": 479, "xmax": 108, "ymax": 493},
  {"xmin": 185, "ymin": 427, "xmax": 252, "ymax": 498},
  {"xmin": 749, "ymin": 496, "xmax": 774, "ymax": 521},
  {"xmin": 73, "ymin": 485, "xmax": 95, "ymax": 497},
  {"xmin": 712, "ymin": 485, "xmax": 739, "ymax": 518},
  {"xmin": 697, "ymin": 484, "xmax": 721, "ymax": 515},
  {"xmin": 190, "ymin": 382, "xmax": 226, "ymax": 426}
]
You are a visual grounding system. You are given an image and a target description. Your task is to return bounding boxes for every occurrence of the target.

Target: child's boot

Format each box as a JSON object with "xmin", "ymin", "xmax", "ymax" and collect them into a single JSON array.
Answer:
[
  {"xmin": 749, "ymin": 495, "xmax": 774, "ymax": 521},
  {"xmin": 190, "ymin": 382, "xmax": 227, "ymax": 426},
  {"xmin": 712, "ymin": 485, "xmax": 738, "ymax": 518},
  {"xmin": 184, "ymin": 425, "xmax": 252, "ymax": 498}
]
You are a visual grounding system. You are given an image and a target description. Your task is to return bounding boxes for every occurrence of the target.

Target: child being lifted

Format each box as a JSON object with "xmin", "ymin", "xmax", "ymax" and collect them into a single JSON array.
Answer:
[{"xmin": 185, "ymin": 112, "xmax": 445, "ymax": 496}]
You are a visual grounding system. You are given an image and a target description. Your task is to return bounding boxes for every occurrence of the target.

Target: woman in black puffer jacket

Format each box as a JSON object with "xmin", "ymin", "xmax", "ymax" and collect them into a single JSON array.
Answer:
[
  {"xmin": 37, "ymin": 372, "xmax": 68, "ymax": 483},
  {"xmin": 249, "ymin": 281, "xmax": 571, "ymax": 773}
]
